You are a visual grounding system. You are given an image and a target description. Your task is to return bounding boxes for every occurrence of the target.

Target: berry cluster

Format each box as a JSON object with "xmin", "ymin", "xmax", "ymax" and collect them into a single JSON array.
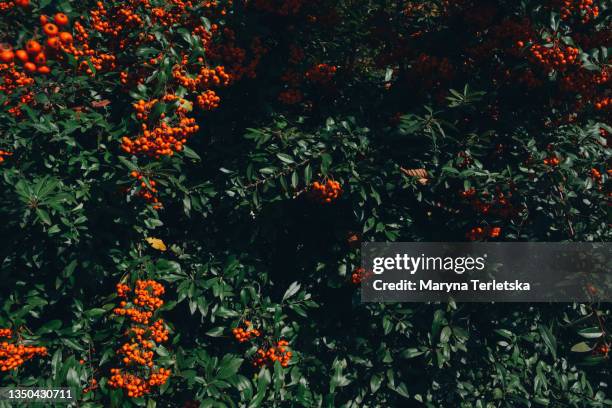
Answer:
[
  {"xmin": 597, "ymin": 344, "xmax": 610, "ymax": 357},
  {"xmin": 113, "ymin": 280, "xmax": 165, "ymax": 325},
  {"xmin": 231, "ymin": 320, "xmax": 294, "ymax": 368},
  {"xmin": 206, "ymin": 29, "xmax": 266, "ymax": 81},
  {"xmin": 0, "ymin": 0, "xmax": 251, "ymax": 167},
  {"xmin": 528, "ymin": 42, "xmax": 579, "ymax": 73},
  {"xmin": 2, "ymin": 13, "xmax": 72, "ymax": 75},
  {"xmin": 129, "ymin": 171, "xmax": 162, "ymax": 209},
  {"xmin": 1, "ymin": 8, "xmax": 116, "ymax": 82},
  {"xmin": 196, "ymin": 90, "xmax": 221, "ymax": 111},
  {"xmin": 232, "ymin": 320, "xmax": 261, "ymax": 343},
  {"xmin": 254, "ymin": 340, "xmax": 292, "ymax": 368},
  {"xmin": 109, "ymin": 280, "xmax": 171, "ymax": 398},
  {"xmin": 559, "ymin": 67, "xmax": 609, "ymax": 110},
  {"xmin": 309, "ymin": 180, "xmax": 343, "ymax": 204},
  {"xmin": 459, "ymin": 188, "xmax": 519, "ymax": 219},
  {"xmin": 559, "ymin": 0, "xmax": 600, "ymax": 23},
  {"xmin": 0, "ymin": 328, "xmax": 47, "ymax": 372},
  {"xmin": 89, "ymin": 1, "xmax": 144, "ymax": 40},
  {"xmin": 109, "ymin": 367, "xmax": 170, "ymax": 398},
  {"xmin": 594, "ymin": 97, "xmax": 610, "ymax": 111},
  {"xmin": 543, "ymin": 156, "xmax": 561, "ymax": 166},
  {"xmin": 590, "ymin": 168, "xmax": 602, "ymax": 181},
  {"xmin": 121, "ymin": 94, "xmax": 199, "ymax": 157},
  {"xmin": 351, "ymin": 267, "xmax": 373, "ymax": 285},
  {"xmin": 305, "ymin": 63, "xmax": 337, "ymax": 85},
  {"xmin": 0, "ymin": 0, "xmax": 29, "ymax": 12},
  {"xmin": 172, "ymin": 64, "xmax": 231, "ymax": 91},
  {"xmin": 0, "ymin": 60, "xmax": 34, "ymax": 116},
  {"xmin": 466, "ymin": 226, "xmax": 502, "ymax": 241},
  {"xmin": 83, "ymin": 378, "xmax": 98, "ymax": 394}
]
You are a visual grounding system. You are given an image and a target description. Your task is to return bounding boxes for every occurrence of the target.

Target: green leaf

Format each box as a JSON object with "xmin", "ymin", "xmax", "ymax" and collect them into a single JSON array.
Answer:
[
  {"xmin": 66, "ymin": 367, "xmax": 80, "ymax": 390},
  {"xmin": 570, "ymin": 342, "xmax": 592, "ymax": 352},
  {"xmin": 400, "ymin": 348, "xmax": 425, "ymax": 359},
  {"xmin": 84, "ymin": 308, "xmax": 107, "ymax": 318},
  {"xmin": 282, "ymin": 281, "xmax": 301, "ymax": 301},
  {"xmin": 277, "ymin": 153, "xmax": 295, "ymax": 164},
  {"xmin": 182, "ymin": 146, "xmax": 201, "ymax": 161},
  {"xmin": 577, "ymin": 327, "xmax": 604, "ymax": 339},
  {"xmin": 205, "ymin": 327, "xmax": 225, "ymax": 337},
  {"xmin": 118, "ymin": 156, "xmax": 139, "ymax": 172},
  {"xmin": 217, "ymin": 355, "xmax": 243, "ymax": 380},
  {"xmin": 259, "ymin": 167, "xmax": 276, "ymax": 175},
  {"xmin": 304, "ymin": 164, "xmax": 312, "ymax": 184},
  {"xmin": 538, "ymin": 325, "xmax": 557, "ymax": 359},
  {"xmin": 37, "ymin": 320, "xmax": 62, "ymax": 334},
  {"xmin": 370, "ymin": 373, "xmax": 383, "ymax": 393},
  {"xmin": 320, "ymin": 153, "xmax": 332, "ymax": 174},
  {"xmin": 36, "ymin": 208, "xmax": 52, "ymax": 225},
  {"xmin": 440, "ymin": 326, "xmax": 452, "ymax": 343}
]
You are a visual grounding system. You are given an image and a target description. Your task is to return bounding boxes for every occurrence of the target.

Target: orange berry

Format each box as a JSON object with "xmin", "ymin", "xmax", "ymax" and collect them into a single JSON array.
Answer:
[
  {"xmin": 43, "ymin": 23, "xmax": 59, "ymax": 37},
  {"xmin": 34, "ymin": 53, "xmax": 46, "ymax": 65},
  {"xmin": 54, "ymin": 13, "xmax": 69, "ymax": 26},
  {"xmin": 15, "ymin": 49, "xmax": 28, "ymax": 63},
  {"xmin": 23, "ymin": 62, "xmax": 37, "ymax": 73},
  {"xmin": 59, "ymin": 32, "xmax": 73, "ymax": 44},
  {"xmin": 0, "ymin": 50, "xmax": 14, "ymax": 63},
  {"xmin": 37, "ymin": 65, "xmax": 50, "ymax": 74},
  {"xmin": 46, "ymin": 37, "xmax": 61, "ymax": 50},
  {"xmin": 25, "ymin": 40, "xmax": 42, "ymax": 55}
]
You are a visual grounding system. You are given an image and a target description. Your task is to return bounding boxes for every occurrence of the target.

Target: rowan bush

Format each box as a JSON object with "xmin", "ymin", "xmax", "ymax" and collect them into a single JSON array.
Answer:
[{"xmin": 0, "ymin": 0, "xmax": 610, "ymax": 406}]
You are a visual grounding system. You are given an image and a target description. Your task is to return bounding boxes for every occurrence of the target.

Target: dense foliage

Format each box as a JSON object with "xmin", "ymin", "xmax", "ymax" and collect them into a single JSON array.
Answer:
[{"xmin": 0, "ymin": 0, "xmax": 610, "ymax": 406}]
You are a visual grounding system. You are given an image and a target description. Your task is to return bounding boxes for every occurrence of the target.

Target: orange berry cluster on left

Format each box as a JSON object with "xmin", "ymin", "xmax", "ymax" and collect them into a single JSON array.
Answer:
[
  {"xmin": 310, "ymin": 179, "xmax": 343, "ymax": 204},
  {"xmin": 0, "ymin": 328, "xmax": 47, "ymax": 372},
  {"xmin": 4, "ymin": 13, "xmax": 73, "ymax": 76},
  {"xmin": 232, "ymin": 321, "xmax": 261, "ymax": 343},
  {"xmin": 109, "ymin": 280, "xmax": 171, "ymax": 398},
  {"xmin": 0, "ymin": 45, "xmax": 35, "ymax": 116},
  {"xmin": 254, "ymin": 340, "xmax": 292, "ymax": 368}
]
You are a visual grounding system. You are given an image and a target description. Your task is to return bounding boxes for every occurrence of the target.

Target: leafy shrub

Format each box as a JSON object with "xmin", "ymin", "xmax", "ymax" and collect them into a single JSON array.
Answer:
[{"xmin": 0, "ymin": 0, "xmax": 610, "ymax": 407}]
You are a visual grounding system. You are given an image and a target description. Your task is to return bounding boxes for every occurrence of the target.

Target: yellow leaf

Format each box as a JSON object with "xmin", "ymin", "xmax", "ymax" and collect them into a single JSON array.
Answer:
[
  {"xmin": 146, "ymin": 237, "xmax": 167, "ymax": 251},
  {"xmin": 179, "ymin": 98, "xmax": 193, "ymax": 112}
]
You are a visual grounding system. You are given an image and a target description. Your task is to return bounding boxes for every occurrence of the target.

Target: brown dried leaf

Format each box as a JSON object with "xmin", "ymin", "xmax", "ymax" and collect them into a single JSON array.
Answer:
[
  {"xmin": 91, "ymin": 99, "xmax": 111, "ymax": 108},
  {"xmin": 400, "ymin": 167, "xmax": 429, "ymax": 184}
]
